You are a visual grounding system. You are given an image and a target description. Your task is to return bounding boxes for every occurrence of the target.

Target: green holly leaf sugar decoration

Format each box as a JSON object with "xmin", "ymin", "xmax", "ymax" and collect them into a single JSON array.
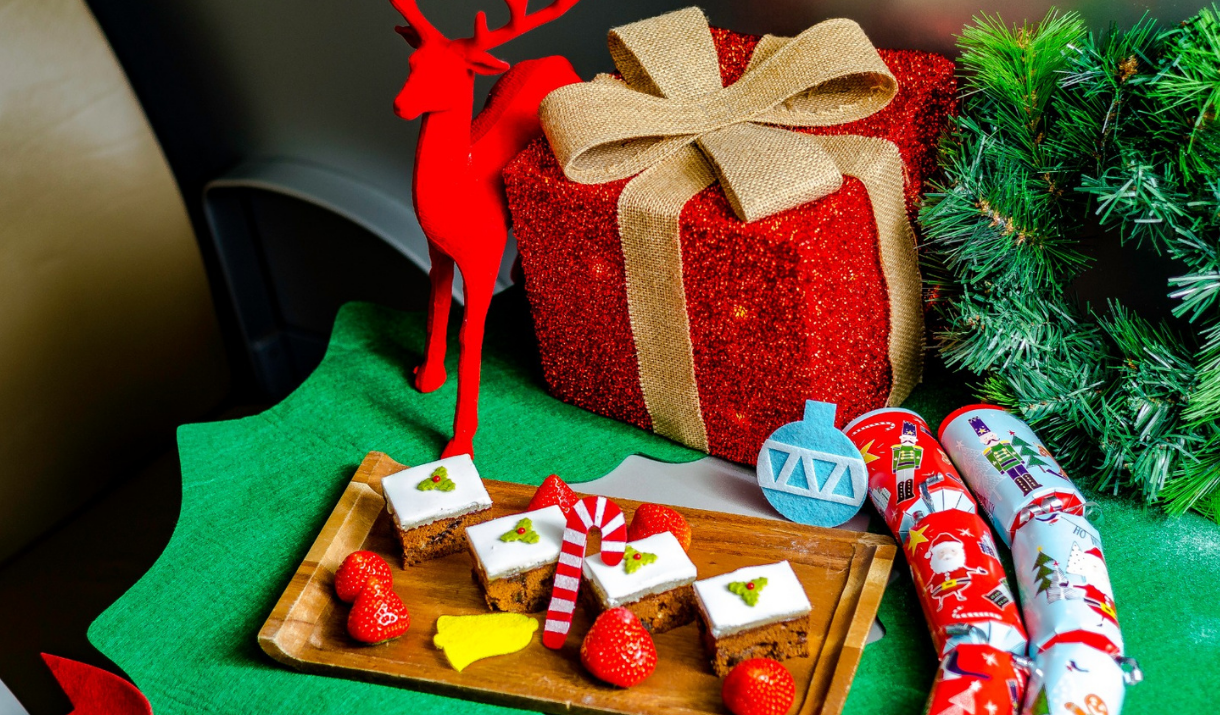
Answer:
[
  {"xmin": 728, "ymin": 577, "xmax": 768, "ymax": 606},
  {"xmin": 417, "ymin": 466, "xmax": 455, "ymax": 492},
  {"xmin": 500, "ymin": 518, "xmax": 540, "ymax": 544},
  {"xmin": 622, "ymin": 545, "xmax": 657, "ymax": 574}
]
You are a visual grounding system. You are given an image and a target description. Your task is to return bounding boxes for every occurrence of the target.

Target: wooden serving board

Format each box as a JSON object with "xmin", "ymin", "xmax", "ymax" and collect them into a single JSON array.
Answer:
[{"xmin": 260, "ymin": 452, "xmax": 896, "ymax": 715}]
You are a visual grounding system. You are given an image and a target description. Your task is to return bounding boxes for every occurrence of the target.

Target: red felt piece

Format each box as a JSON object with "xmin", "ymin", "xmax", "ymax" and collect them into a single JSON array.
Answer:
[
  {"xmin": 504, "ymin": 29, "xmax": 957, "ymax": 465},
  {"xmin": 41, "ymin": 653, "xmax": 152, "ymax": 715},
  {"xmin": 388, "ymin": 0, "xmax": 584, "ymax": 459}
]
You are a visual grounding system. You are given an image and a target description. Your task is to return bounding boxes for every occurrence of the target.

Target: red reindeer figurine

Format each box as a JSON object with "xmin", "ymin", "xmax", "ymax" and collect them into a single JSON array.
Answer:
[{"xmin": 389, "ymin": 0, "xmax": 582, "ymax": 458}]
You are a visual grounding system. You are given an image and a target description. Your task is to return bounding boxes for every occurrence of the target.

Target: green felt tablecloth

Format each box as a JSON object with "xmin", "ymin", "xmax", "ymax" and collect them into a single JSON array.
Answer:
[{"xmin": 90, "ymin": 297, "xmax": 1220, "ymax": 714}]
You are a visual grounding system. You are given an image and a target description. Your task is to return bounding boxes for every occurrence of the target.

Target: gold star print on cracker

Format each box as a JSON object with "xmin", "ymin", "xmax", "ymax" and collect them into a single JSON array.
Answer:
[
  {"xmin": 906, "ymin": 524, "xmax": 929, "ymax": 551},
  {"xmin": 858, "ymin": 440, "xmax": 881, "ymax": 465}
]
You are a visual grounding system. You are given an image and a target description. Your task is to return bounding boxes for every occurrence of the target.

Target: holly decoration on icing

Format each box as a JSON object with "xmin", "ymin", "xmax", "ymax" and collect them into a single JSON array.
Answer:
[
  {"xmin": 622, "ymin": 546, "xmax": 657, "ymax": 574},
  {"xmin": 418, "ymin": 466, "xmax": 455, "ymax": 492},
  {"xmin": 500, "ymin": 518, "xmax": 540, "ymax": 544},
  {"xmin": 728, "ymin": 577, "xmax": 768, "ymax": 606}
]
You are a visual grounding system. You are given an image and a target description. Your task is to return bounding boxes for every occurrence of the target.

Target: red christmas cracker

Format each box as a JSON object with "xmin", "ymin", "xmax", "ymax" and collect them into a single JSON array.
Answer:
[
  {"xmin": 908, "ymin": 509, "xmax": 1027, "ymax": 657},
  {"xmin": 845, "ymin": 408, "xmax": 1027, "ymax": 658},
  {"xmin": 926, "ymin": 644, "xmax": 1031, "ymax": 715},
  {"xmin": 849, "ymin": 408, "xmax": 978, "ymax": 541}
]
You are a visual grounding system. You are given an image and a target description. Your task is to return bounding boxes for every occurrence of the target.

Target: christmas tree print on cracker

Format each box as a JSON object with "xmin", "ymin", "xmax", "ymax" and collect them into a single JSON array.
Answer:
[
  {"xmin": 756, "ymin": 401, "xmax": 868, "ymax": 527},
  {"xmin": 381, "ymin": 454, "xmax": 494, "ymax": 567}
]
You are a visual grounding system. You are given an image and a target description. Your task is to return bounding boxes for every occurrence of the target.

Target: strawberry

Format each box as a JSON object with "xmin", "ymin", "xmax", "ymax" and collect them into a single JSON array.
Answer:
[
  {"xmin": 334, "ymin": 550, "xmax": 393, "ymax": 604},
  {"xmin": 627, "ymin": 503, "xmax": 692, "ymax": 552},
  {"xmin": 527, "ymin": 474, "xmax": 579, "ymax": 516},
  {"xmin": 347, "ymin": 578, "xmax": 410, "ymax": 644},
  {"xmin": 580, "ymin": 607, "xmax": 657, "ymax": 688},
  {"xmin": 722, "ymin": 658, "xmax": 796, "ymax": 715}
]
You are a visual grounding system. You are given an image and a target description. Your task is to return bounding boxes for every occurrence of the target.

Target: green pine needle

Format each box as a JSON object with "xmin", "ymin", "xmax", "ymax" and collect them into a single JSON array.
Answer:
[{"xmin": 922, "ymin": 5, "xmax": 1220, "ymax": 516}]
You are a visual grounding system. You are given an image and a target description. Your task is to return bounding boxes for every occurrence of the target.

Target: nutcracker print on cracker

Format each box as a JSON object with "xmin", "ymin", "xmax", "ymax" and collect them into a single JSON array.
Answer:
[
  {"xmin": 892, "ymin": 421, "xmax": 923, "ymax": 504},
  {"xmin": 939, "ymin": 405, "xmax": 1085, "ymax": 545},
  {"xmin": 969, "ymin": 416, "xmax": 1042, "ymax": 497},
  {"xmin": 388, "ymin": 0, "xmax": 582, "ymax": 458}
]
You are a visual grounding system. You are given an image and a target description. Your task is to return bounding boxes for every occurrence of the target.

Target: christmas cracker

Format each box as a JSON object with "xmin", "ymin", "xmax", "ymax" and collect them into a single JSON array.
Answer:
[
  {"xmin": 845, "ymin": 408, "xmax": 1027, "ymax": 658},
  {"xmin": 926, "ymin": 644, "xmax": 1032, "ymax": 715},
  {"xmin": 938, "ymin": 406, "xmax": 1140, "ymax": 715},
  {"xmin": 937, "ymin": 406, "xmax": 1086, "ymax": 546}
]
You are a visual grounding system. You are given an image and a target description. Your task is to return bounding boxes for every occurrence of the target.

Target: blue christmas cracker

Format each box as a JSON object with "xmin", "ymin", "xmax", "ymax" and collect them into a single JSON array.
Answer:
[{"xmin": 939, "ymin": 406, "xmax": 1085, "ymax": 546}]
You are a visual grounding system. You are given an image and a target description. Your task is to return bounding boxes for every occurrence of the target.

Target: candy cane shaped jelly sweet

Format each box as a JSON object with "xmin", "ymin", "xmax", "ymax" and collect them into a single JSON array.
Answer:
[{"xmin": 542, "ymin": 495, "xmax": 627, "ymax": 649}]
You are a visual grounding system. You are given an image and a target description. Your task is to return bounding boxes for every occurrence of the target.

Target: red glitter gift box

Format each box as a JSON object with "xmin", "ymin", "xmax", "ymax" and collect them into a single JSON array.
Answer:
[{"xmin": 504, "ymin": 15, "xmax": 956, "ymax": 465}]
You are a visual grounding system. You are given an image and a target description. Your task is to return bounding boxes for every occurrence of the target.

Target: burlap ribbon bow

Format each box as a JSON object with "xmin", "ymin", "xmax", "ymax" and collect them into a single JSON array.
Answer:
[{"xmin": 539, "ymin": 7, "xmax": 924, "ymax": 451}]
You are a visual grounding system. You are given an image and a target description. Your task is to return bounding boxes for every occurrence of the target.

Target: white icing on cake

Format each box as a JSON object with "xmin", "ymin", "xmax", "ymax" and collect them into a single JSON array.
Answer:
[
  {"xmin": 693, "ymin": 561, "xmax": 812, "ymax": 638},
  {"xmin": 381, "ymin": 454, "xmax": 493, "ymax": 531},
  {"xmin": 583, "ymin": 532, "xmax": 697, "ymax": 608},
  {"xmin": 466, "ymin": 505, "xmax": 567, "ymax": 580}
]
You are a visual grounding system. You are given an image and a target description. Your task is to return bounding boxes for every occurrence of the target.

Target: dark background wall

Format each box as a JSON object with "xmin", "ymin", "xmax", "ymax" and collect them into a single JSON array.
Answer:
[
  {"xmin": 86, "ymin": 0, "xmax": 1201, "ymax": 227},
  {"xmin": 82, "ymin": 0, "xmax": 1207, "ymax": 394}
]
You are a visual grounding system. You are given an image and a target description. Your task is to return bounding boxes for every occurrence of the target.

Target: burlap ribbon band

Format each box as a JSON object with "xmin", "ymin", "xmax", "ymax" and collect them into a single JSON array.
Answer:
[{"xmin": 539, "ymin": 7, "xmax": 925, "ymax": 451}]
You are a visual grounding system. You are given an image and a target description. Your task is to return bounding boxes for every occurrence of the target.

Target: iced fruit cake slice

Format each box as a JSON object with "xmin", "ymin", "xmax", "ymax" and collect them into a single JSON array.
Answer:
[
  {"xmin": 466, "ymin": 505, "xmax": 567, "ymax": 613},
  {"xmin": 380, "ymin": 454, "xmax": 494, "ymax": 567},
  {"xmin": 693, "ymin": 560, "xmax": 813, "ymax": 675},
  {"xmin": 581, "ymin": 531, "xmax": 698, "ymax": 634}
]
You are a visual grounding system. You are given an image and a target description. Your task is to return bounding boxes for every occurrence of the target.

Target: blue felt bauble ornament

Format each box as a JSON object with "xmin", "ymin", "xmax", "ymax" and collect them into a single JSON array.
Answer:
[{"xmin": 756, "ymin": 401, "xmax": 868, "ymax": 527}]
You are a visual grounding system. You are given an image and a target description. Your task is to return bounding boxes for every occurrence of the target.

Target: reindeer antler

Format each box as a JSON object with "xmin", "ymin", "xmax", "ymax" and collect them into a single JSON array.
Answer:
[
  {"xmin": 389, "ymin": 0, "xmax": 447, "ymax": 48},
  {"xmin": 458, "ymin": 0, "xmax": 581, "ymax": 53}
]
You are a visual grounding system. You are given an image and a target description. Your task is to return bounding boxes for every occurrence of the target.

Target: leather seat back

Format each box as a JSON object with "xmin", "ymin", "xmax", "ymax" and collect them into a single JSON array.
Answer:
[{"xmin": 0, "ymin": 0, "xmax": 229, "ymax": 561}]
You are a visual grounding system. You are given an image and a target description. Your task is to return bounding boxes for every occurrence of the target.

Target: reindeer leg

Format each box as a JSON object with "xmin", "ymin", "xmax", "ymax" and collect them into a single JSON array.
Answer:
[
  {"xmin": 440, "ymin": 261, "xmax": 495, "ymax": 459},
  {"xmin": 414, "ymin": 243, "xmax": 454, "ymax": 393}
]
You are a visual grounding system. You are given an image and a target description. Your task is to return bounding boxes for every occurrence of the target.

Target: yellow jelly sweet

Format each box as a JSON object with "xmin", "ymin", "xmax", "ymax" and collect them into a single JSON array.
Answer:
[{"xmin": 433, "ymin": 613, "xmax": 539, "ymax": 672}]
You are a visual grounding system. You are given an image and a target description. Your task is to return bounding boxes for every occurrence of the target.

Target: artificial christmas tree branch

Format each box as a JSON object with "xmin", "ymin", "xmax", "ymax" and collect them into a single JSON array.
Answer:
[{"xmin": 921, "ymin": 6, "xmax": 1220, "ymax": 520}]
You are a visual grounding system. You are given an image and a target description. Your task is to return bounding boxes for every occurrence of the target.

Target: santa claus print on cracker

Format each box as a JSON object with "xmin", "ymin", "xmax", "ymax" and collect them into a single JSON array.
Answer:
[
  {"xmin": 922, "ymin": 531, "xmax": 990, "ymax": 612},
  {"xmin": 846, "ymin": 408, "xmax": 1027, "ymax": 657},
  {"xmin": 907, "ymin": 509, "xmax": 1026, "ymax": 656}
]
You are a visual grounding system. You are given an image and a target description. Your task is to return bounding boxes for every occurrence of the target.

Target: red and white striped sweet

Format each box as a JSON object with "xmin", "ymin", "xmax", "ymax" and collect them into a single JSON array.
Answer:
[{"xmin": 541, "ymin": 495, "xmax": 627, "ymax": 649}]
